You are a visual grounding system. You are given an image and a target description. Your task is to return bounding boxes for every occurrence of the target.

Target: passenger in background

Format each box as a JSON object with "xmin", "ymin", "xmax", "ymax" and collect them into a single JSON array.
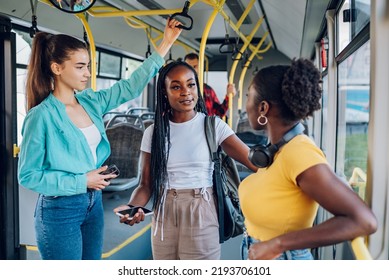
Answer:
[
  {"xmin": 17, "ymin": 19, "xmax": 182, "ymax": 260},
  {"xmin": 70, "ymin": 0, "xmax": 85, "ymax": 12},
  {"xmin": 240, "ymin": 58, "xmax": 377, "ymax": 260},
  {"xmin": 184, "ymin": 52, "xmax": 236, "ymax": 120},
  {"xmin": 114, "ymin": 61, "xmax": 257, "ymax": 260}
]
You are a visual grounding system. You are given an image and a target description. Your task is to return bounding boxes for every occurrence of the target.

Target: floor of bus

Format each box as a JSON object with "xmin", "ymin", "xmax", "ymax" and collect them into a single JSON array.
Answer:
[{"xmin": 25, "ymin": 187, "xmax": 242, "ymax": 260}]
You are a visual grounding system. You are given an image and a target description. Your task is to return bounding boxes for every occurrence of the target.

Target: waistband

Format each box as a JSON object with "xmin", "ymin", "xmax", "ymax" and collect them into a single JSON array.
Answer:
[
  {"xmin": 166, "ymin": 187, "xmax": 213, "ymax": 197},
  {"xmin": 155, "ymin": 186, "xmax": 213, "ymax": 241}
]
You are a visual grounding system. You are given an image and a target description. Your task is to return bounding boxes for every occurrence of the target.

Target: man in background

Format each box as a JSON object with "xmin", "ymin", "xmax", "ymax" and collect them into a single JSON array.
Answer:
[{"xmin": 184, "ymin": 53, "xmax": 236, "ymax": 119}]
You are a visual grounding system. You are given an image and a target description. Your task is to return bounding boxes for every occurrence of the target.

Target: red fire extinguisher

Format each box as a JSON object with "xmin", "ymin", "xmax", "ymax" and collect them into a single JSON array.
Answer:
[{"xmin": 321, "ymin": 38, "xmax": 328, "ymax": 68}]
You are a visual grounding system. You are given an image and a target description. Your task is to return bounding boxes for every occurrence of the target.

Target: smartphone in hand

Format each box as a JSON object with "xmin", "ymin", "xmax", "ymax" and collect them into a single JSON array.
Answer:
[
  {"xmin": 116, "ymin": 206, "xmax": 153, "ymax": 220},
  {"xmin": 100, "ymin": 164, "xmax": 120, "ymax": 181}
]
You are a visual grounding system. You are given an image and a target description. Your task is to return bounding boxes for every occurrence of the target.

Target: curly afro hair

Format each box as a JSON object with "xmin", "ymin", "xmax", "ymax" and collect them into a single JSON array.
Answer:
[{"xmin": 251, "ymin": 58, "xmax": 322, "ymax": 123}]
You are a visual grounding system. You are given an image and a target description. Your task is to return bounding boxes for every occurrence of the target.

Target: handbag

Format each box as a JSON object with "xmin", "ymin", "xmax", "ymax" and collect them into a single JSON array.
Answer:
[{"xmin": 204, "ymin": 116, "xmax": 245, "ymax": 243}]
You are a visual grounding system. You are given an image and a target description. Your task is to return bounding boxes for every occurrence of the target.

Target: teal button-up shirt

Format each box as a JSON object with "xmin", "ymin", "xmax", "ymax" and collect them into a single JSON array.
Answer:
[{"xmin": 18, "ymin": 52, "xmax": 164, "ymax": 196}]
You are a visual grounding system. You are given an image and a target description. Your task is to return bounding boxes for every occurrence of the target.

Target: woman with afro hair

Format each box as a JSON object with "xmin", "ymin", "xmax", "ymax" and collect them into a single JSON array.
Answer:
[{"xmin": 240, "ymin": 58, "xmax": 377, "ymax": 260}]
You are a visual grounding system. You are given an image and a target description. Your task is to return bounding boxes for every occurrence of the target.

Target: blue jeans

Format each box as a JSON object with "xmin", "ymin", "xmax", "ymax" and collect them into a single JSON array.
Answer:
[
  {"xmin": 240, "ymin": 233, "xmax": 314, "ymax": 260},
  {"xmin": 34, "ymin": 189, "xmax": 104, "ymax": 260}
]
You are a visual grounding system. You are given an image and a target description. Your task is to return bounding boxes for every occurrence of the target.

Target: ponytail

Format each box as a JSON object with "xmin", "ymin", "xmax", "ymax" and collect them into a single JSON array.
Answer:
[
  {"xmin": 25, "ymin": 32, "xmax": 53, "ymax": 111},
  {"xmin": 25, "ymin": 32, "xmax": 88, "ymax": 111}
]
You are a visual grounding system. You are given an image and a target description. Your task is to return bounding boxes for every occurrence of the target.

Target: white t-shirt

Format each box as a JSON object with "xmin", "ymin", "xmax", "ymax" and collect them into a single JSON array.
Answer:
[{"xmin": 141, "ymin": 112, "xmax": 234, "ymax": 189}]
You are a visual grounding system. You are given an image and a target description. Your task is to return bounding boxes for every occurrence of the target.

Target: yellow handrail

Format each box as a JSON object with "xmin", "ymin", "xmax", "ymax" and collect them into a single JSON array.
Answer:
[
  {"xmin": 198, "ymin": 4, "xmax": 222, "ymax": 95},
  {"xmin": 238, "ymin": 32, "xmax": 270, "ymax": 113},
  {"xmin": 41, "ymin": 0, "xmax": 272, "ymax": 119},
  {"xmin": 89, "ymin": 6, "xmax": 199, "ymax": 55},
  {"xmin": 75, "ymin": 13, "xmax": 96, "ymax": 90},
  {"xmin": 348, "ymin": 167, "xmax": 367, "ymax": 199},
  {"xmin": 347, "ymin": 168, "xmax": 371, "ymax": 259},
  {"xmin": 228, "ymin": 17, "xmax": 264, "ymax": 127},
  {"xmin": 350, "ymin": 237, "xmax": 372, "ymax": 260}
]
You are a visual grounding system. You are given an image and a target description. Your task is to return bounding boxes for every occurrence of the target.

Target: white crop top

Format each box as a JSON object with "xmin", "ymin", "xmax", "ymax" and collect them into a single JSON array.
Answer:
[{"xmin": 79, "ymin": 123, "xmax": 101, "ymax": 165}]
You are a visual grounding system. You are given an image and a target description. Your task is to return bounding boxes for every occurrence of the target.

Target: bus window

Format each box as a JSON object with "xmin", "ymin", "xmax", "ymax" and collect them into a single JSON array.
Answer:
[
  {"xmin": 336, "ymin": 40, "xmax": 370, "ymax": 200},
  {"xmin": 337, "ymin": 0, "xmax": 371, "ymax": 55},
  {"xmin": 14, "ymin": 30, "xmax": 32, "ymax": 145}
]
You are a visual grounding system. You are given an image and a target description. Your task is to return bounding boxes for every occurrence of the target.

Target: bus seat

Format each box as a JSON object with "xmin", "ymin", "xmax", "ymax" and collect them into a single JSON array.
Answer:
[
  {"xmin": 138, "ymin": 112, "xmax": 155, "ymax": 129},
  {"xmin": 143, "ymin": 119, "xmax": 154, "ymax": 129},
  {"xmin": 125, "ymin": 107, "xmax": 150, "ymax": 115},
  {"xmin": 103, "ymin": 111, "xmax": 124, "ymax": 128},
  {"xmin": 103, "ymin": 123, "xmax": 144, "ymax": 192},
  {"xmin": 139, "ymin": 112, "xmax": 155, "ymax": 120},
  {"xmin": 105, "ymin": 114, "xmax": 145, "ymax": 130}
]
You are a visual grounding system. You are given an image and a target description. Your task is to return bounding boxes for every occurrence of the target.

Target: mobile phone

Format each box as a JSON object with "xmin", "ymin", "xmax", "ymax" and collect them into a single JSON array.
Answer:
[
  {"xmin": 100, "ymin": 164, "xmax": 120, "ymax": 181},
  {"xmin": 116, "ymin": 206, "xmax": 153, "ymax": 220}
]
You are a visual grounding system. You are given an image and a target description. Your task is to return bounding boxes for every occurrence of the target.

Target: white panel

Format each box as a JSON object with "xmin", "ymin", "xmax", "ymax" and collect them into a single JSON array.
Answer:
[{"xmin": 262, "ymin": 0, "xmax": 307, "ymax": 59}]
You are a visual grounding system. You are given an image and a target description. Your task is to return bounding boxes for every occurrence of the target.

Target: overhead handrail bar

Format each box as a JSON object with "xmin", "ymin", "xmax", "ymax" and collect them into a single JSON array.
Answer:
[
  {"xmin": 205, "ymin": 0, "xmax": 270, "ymax": 58},
  {"xmin": 89, "ymin": 5, "xmax": 200, "ymax": 55},
  {"xmin": 87, "ymin": 7, "xmax": 183, "ymax": 18},
  {"xmin": 235, "ymin": 0, "xmax": 256, "ymax": 28},
  {"xmin": 124, "ymin": 17, "xmax": 148, "ymax": 29}
]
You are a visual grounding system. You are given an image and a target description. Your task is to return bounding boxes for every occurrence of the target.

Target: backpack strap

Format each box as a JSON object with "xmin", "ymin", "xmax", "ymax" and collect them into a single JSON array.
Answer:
[
  {"xmin": 204, "ymin": 115, "xmax": 225, "ymax": 243},
  {"xmin": 204, "ymin": 116, "xmax": 218, "ymax": 160}
]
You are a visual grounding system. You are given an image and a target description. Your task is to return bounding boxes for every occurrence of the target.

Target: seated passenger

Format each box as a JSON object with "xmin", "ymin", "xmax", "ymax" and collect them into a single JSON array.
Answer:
[
  {"xmin": 17, "ymin": 19, "xmax": 182, "ymax": 260},
  {"xmin": 114, "ymin": 61, "xmax": 257, "ymax": 260},
  {"xmin": 240, "ymin": 58, "xmax": 377, "ymax": 260}
]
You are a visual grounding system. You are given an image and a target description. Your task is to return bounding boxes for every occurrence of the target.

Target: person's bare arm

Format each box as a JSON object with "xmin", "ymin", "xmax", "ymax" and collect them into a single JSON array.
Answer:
[
  {"xmin": 113, "ymin": 151, "xmax": 153, "ymax": 226},
  {"xmin": 221, "ymin": 134, "xmax": 258, "ymax": 172},
  {"xmin": 154, "ymin": 18, "xmax": 183, "ymax": 58},
  {"xmin": 248, "ymin": 164, "xmax": 377, "ymax": 259}
]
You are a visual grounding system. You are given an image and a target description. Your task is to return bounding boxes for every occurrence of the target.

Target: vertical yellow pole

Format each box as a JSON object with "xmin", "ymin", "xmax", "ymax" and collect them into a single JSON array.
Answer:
[
  {"xmin": 228, "ymin": 17, "xmax": 264, "ymax": 127},
  {"xmin": 238, "ymin": 32, "xmax": 270, "ymax": 112},
  {"xmin": 76, "ymin": 14, "xmax": 97, "ymax": 90},
  {"xmin": 198, "ymin": 1, "xmax": 225, "ymax": 95},
  {"xmin": 351, "ymin": 237, "xmax": 373, "ymax": 260}
]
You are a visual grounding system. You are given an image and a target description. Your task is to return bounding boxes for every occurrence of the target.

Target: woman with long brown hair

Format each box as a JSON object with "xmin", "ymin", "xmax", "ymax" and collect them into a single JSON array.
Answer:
[{"xmin": 18, "ymin": 19, "xmax": 182, "ymax": 260}]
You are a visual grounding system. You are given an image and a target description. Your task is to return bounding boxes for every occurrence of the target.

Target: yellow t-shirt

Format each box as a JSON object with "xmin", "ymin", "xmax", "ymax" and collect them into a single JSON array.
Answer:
[{"xmin": 239, "ymin": 134, "xmax": 328, "ymax": 241}]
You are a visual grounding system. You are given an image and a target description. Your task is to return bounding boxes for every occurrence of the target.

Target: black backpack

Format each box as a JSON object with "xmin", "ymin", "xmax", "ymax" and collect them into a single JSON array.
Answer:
[{"xmin": 204, "ymin": 116, "xmax": 245, "ymax": 243}]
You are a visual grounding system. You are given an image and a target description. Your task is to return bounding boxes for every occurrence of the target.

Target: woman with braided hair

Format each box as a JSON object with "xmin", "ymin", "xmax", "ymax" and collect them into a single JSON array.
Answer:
[
  {"xmin": 115, "ymin": 61, "xmax": 257, "ymax": 260},
  {"xmin": 240, "ymin": 58, "xmax": 377, "ymax": 260}
]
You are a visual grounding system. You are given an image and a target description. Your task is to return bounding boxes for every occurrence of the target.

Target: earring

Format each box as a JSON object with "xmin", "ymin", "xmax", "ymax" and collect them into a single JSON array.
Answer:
[{"xmin": 257, "ymin": 114, "xmax": 268, "ymax": 125}]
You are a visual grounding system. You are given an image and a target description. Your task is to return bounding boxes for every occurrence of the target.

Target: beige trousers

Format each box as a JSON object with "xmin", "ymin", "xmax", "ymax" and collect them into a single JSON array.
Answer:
[{"xmin": 152, "ymin": 187, "xmax": 220, "ymax": 260}]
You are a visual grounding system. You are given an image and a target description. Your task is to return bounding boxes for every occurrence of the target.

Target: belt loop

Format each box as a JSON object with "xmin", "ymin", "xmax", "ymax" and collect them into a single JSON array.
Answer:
[{"xmin": 193, "ymin": 188, "xmax": 201, "ymax": 198}]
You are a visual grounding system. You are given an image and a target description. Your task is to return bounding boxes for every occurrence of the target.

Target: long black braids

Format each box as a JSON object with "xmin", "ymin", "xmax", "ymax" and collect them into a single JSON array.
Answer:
[{"xmin": 150, "ymin": 61, "xmax": 207, "ymax": 209}]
